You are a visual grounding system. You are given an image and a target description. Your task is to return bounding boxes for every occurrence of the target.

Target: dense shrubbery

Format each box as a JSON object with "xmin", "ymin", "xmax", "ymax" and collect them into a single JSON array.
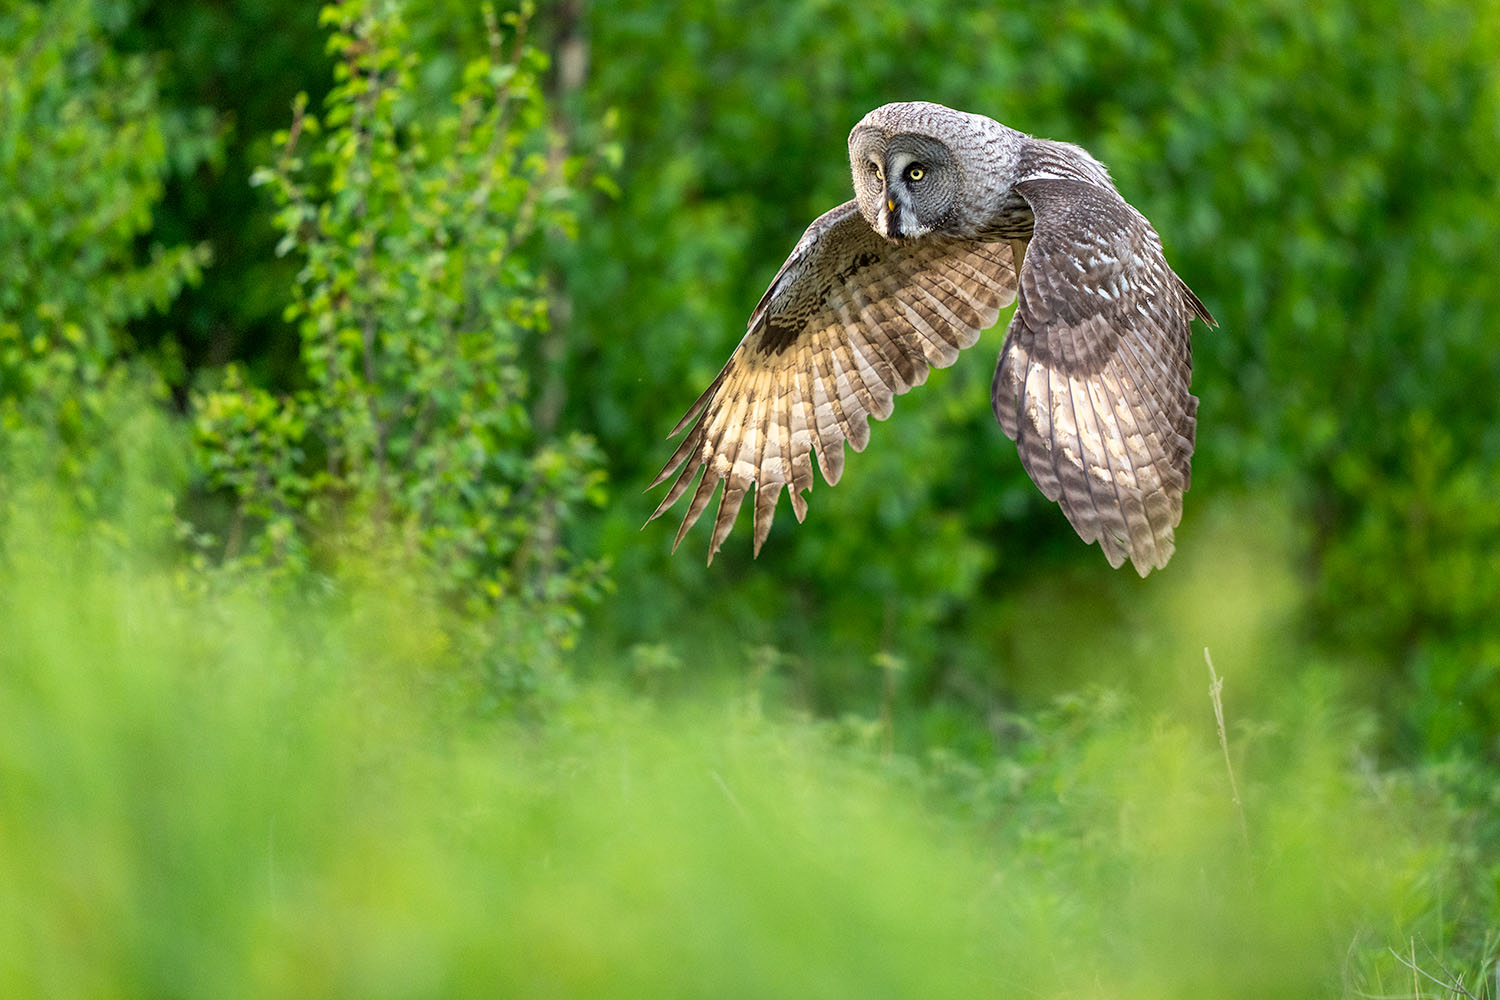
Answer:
[
  {"xmin": 192, "ymin": 0, "xmax": 610, "ymax": 692},
  {"xmin": 54, "ymin": 0, "xmax": 1497, "ymax": 758},
  {"xmin": 0, "ymin": 0, "xmax": 208, "ymax": 512}
]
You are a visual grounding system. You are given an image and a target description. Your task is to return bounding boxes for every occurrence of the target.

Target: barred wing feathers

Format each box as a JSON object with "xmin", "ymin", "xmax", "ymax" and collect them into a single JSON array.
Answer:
[
  {"xmin": 991, "ymin": 177, "xmax": 1216, "ymax": 576},
  {"xmin": 649, "ymin": 200, "xmax": 1018, "ymax": 563}
]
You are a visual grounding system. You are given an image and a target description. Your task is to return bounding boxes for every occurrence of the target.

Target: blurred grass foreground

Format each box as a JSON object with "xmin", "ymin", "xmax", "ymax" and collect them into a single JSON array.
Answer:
[{"xmin": 0, "ymin": 487, "xmax": 1485, "ymax": 998}]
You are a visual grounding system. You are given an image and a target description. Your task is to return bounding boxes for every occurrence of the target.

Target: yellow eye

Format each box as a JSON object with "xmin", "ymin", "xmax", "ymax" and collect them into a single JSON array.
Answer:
[{"xmin": 905, "ymin": 164, "xmax": 925, "ymax": 182}]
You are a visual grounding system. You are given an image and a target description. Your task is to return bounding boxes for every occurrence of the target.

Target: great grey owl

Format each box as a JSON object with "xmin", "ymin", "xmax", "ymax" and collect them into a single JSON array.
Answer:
[{"xmin": 648, "ymin": 101, "xmax": 1216, "ymax": 576}]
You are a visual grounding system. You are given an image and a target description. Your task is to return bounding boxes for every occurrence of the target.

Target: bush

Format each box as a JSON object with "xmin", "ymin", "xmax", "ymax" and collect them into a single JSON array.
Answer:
[
  {"xmin": 192, "ymin": 0, "xmax": 612, "ymax": 695},
  {"xmin": 0, "ymin": 0, "xmax": 209, "ymax": 508}
]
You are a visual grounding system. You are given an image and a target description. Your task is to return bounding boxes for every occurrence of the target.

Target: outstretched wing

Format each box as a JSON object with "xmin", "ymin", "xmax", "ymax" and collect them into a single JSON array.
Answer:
[
  {"xmin": 991, "ymin": 177, "xmax": 1216, "ymax": 576},
  {"xmin": 650, "ymin": 200, "xmax": 1018, "ymax": 563}
]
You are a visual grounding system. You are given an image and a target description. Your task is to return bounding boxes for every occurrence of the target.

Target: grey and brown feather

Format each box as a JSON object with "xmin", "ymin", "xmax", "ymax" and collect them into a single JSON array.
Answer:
[{"xmin": 648, "ymin": 101, "xmax": 1216, "ymax": 576}]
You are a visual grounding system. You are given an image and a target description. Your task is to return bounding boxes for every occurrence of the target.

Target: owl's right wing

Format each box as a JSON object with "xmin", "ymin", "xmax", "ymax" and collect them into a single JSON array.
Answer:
[{"xmin": 648, "ymin": 200, "xmax": 1018, "ymax": 562}]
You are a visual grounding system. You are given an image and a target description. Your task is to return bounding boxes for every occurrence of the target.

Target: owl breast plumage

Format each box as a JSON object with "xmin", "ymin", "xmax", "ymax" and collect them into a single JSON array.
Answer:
[{"xmin": 648, "ymin": 101, "xmax": 1216, "ymax": 576}]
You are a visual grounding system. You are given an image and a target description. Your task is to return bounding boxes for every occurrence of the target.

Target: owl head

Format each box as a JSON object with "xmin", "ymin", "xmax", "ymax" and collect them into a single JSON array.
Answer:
[
  {"xmin": 852, "ymin": 101, "xmax": 1026, "ymax": 242},
  {"xmin": 847, "ymin": 102, "xmax": 1020, "ymax": 242}
]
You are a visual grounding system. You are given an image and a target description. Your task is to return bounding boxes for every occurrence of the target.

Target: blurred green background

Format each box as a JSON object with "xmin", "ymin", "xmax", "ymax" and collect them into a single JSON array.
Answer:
[{"xmin": 2, "ymin": 0, "xmax": 1498, "ymax": 994}]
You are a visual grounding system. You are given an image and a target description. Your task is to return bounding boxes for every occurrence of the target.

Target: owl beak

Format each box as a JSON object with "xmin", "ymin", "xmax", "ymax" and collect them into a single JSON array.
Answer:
[{"xmin": 883, "ymin": 193, "xmax": 903, "ymax": 240}]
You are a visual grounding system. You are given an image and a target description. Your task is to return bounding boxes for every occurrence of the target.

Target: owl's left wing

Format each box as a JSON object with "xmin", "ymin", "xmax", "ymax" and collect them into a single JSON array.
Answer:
[
  {"xmin": 991, "ymin": 177, "xmax": 1216, "ymax": 576},
  {"xmin": 649, "ymin": 200, "xmax": 1017, "ymax": 562}
]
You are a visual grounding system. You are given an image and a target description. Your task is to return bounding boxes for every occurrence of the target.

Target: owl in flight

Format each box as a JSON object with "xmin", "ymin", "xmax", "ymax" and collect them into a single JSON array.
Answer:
[{"xmin": 648, "ymin": 101, "xmax": 1216, "ymax": 576}]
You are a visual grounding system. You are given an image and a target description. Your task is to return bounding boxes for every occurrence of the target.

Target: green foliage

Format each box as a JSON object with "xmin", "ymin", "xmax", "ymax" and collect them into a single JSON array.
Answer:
[
  {"xmin": 108, "ymin": 0, "xmax": 330, "ymax": 382},
  {"xmin": 0, "ymin": 0, "xmax": 208, "ymax": 501},
  {"xmin": 193, "ymin": 0, "xmax": 610, "ymax": 687},
  {"xmin": 38, "ymin": 0, "xmax": 1498, "ymax": 757},
  {"xmin": 0, "ymin": 497, "xmax": 1489, "ymax": 998}
]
